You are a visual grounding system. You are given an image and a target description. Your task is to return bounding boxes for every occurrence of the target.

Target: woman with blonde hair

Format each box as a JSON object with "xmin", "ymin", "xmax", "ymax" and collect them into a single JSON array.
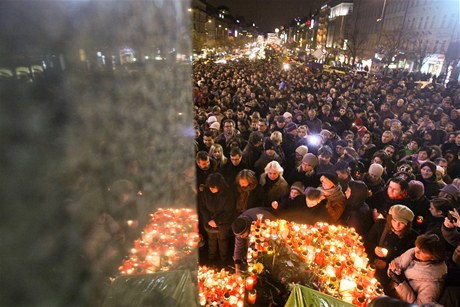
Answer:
[{"xmin": 209, "ymin": 144, "xmax": 227, "ymax": 170}]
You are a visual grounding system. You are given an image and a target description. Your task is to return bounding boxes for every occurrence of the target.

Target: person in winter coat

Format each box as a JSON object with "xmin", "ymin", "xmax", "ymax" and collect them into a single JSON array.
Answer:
[
  {"xmin": 200, "ymin": 173, "xmax": 236, "ymax": 267},
  {"xmin": 234, "ymin": 169, "xmax": 266, "ymax": 214},
  {"xmin": 277, "ymin": 187, "xmax": 331, "ymax": 224},
  {"xmin": 365, "ymin": 205, "xmax": 418, "ymax": 292},
  {"xmin": 441, "ymin": 208, "xmax": 460, "ymax": 291},
  {"xmin": 368, "ymin": 177, "xmax": 411, "ymax": 220},
  {"xmin": 406, "ymin": 180, "xmax": 431, "ymax": 233},
  {"xmin": 286, "ymin": 153, "xmax": 321, "ymax": 188},
  {"xmin": 387, "ymin": 234, "xmax": 447, "ymax": 305},
  {"xmin": 231, "ymin": 207, "xmax": 277, "ymax": 273},
  {"xmin": 242, "ymin": 131, "xmax": 263, "ymax": 171},
  {"xmin": 442, "ymin": 208, "xmax": 460, "ymax": 267},
  {"xmin": 254, "ymin": 138, "xmax": 284, "ymax": 177},
  {"xmin": 259, "ymin": 161, "xmax": 289, "ymax": 205},
  {"xmin": 416, "ymin": 161, "xmax": 442, "ymax": 199},
  {"xmin": 317, "ymin": 172, "xmax": 346, "ymax": 223},
  {"xmin": 271, "ymin": 181, "xmax": 305, "ymax": 213},
  {"xmin": 363, "ymin": 163, "xmax": 386, "ymax": 214},
  {"xmin": 342, "ymin": 180, "xmax": 373, "ymax": 236}
]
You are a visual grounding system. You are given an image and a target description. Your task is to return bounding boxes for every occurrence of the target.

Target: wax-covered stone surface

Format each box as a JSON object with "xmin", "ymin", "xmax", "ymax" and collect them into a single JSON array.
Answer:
[{"xmin": 0, "ymin": 1, "xmax": 194, "ymax": 305}]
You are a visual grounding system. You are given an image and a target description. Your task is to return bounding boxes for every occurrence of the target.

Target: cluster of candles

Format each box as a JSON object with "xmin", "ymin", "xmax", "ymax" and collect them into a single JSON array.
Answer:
[
  {"xmin": 246, "ymin": 219, "xmax": 384, "ymax": 306},
  {"xmin": 118, "ymin": 208, "xmax": 199, "ymax": 275},
  {"xmin": 198, "ymin": 266, "xmax": 249, "ymax": 306}
]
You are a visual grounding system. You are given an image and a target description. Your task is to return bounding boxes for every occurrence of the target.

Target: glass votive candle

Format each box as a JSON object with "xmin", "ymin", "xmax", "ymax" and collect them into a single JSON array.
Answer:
[{"xmin": 247, "ymin": 289, "xmax": 257, "ymax": 304}]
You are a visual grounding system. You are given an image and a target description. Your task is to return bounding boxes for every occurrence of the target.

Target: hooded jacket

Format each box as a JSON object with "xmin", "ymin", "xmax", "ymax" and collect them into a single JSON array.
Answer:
[{"xmin": 391, "ymin": 248, "xmax": 447, "ymax": 305}]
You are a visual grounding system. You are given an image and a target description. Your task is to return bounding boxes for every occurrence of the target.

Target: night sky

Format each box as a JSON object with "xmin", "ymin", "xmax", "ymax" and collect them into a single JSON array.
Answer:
[{"xmin": 206, "ymin": 0, "xmax": 319, "ymax": 33}]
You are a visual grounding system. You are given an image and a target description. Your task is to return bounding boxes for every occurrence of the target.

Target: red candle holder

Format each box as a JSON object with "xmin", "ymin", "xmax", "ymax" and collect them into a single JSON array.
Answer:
[
  {"xmin": 245, "ymin": 277, "xmax": 255, "ymax": 291},
  {"xmin": 247, "ymin": 289, "xmax": 257, "ymax": 304}
]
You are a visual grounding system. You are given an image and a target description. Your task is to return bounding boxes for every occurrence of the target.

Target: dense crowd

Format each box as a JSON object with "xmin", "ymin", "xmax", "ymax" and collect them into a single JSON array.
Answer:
[{"xmin": 193, "ymin": 54, "xmax": 460, "ymax": 306}]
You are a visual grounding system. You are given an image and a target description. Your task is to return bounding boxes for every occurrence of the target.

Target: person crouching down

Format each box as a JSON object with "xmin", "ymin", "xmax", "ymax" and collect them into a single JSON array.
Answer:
[
  {"xmin": 231, "ymin": 207, "xmax": 277, "ymax": 273},
  {"xmin": 387, "ymin": 234, "xmax": 447, "ymax": 305}
]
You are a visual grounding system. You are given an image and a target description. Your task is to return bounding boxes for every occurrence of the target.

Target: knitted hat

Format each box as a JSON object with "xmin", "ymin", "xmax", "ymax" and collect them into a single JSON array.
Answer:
[
  {"xmin": 264, "ymin": 139, "xmax": 276, "ymax": 150},
  {"xmin": 290, "ymin": 181, "xmax": 305, "ymax": 194},
  {"xmin": 232, "ymin": 216, "xmax": 251, "ymax": 236},
  {"xmin": 318, "ymin": 146, "xmax": 333, "ymax": 157},
  {"xmin": 389, "ymin": 205, "xmax": 414, "ymax": 225},
  {"xmin": 206, "ymin": 115, "xmax": 217, "ymax": 124},
  {"xmin": 302, "ymin": 153, "xmax": 318, "ymax": 167},
  {"xmin": 285, "ymin": 122, "xmax": 298, "ymax": 133},
  {"xmin": 283, "ymin": 112, "xmax": 293, "ymax": 119},
  {"xmin": 368, "ymin": 163, "xmax": 384, "ymax": 178},
  {"xmin": 319, "ymin": 172, "xmax": 338, "ymax": 186},
  {"xmin": 295, "ymin": 145, "xmax": 309, "ymax": 157},
  {"xmin": 209, "ymin": 122, "xmax": 220, "ymax": 130},
  {"xmin": 420, "ymin": 161, "xmax": 437, "ymax": 178},
  {"xmin": 336, "ymin": 139, "xmax": 348, "ymax": 148},
  {"xmin": 407, "ymin": 180, "xmax": 425, "ymax": 200}
]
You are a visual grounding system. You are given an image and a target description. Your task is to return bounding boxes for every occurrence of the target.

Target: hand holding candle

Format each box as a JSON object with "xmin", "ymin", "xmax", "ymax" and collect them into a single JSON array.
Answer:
[{"xmin": 375, "ymin": 246, "xmax": 388, "ymax": 258}]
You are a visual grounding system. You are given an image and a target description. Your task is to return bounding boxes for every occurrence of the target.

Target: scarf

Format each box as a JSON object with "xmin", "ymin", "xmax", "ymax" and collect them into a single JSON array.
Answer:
[
  {"xmin": 236, "ymin": 181, "xmax": 257, "ymax": 213},
  {"xmin": 319, "ymin": 185, "xmax": 342, "ymax": 199},
  {"xmin": 264, "ymin": 176, "xmax": 279, "ymax": 192}
]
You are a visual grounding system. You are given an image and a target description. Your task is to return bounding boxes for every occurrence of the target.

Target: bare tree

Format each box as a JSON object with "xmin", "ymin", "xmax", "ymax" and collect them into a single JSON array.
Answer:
[
  {"xmin": 405, "ymin": 34, "xmax": 430, "ymax": 71},
  {"xmin": 343, "ymin": 30, "xmax": 367, "ymax": 67},
  {"xmin": 376, "ymin": 29, "xmax": 407, "ymax": 66}
]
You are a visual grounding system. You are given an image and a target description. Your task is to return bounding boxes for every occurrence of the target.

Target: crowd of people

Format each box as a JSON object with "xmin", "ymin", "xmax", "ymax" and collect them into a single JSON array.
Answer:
[{"xmin": 193, "ymin": 53, "xmax": 460, "ymax": 306}]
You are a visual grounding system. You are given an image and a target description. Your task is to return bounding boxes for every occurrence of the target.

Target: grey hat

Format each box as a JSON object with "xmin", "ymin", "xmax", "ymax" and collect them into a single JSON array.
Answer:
[
  {"xmin": 290, "ymin": 181, "xmax": 305, "ymax": 194},
  {"xmin": 302, "ymin": 153, "xmax": 318, "ymax": 167},
  {"xmin": 440, "ymin": 184, "xmax": 459, "ymax": 201}
]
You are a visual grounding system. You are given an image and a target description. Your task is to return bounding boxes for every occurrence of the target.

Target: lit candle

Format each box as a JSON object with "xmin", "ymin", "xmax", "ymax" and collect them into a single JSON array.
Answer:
[
  {"xmin": 247, "ymin": 289, "xmax": 257, "ymax": 304},
  {"xmin": 381, "ymin": 248, "xmax": 388, "ymax": 257},
  {"xmin": 245, "ymin": 277, "xmax": 255, "ymax": 291},
  {"xmin": 353, "ymin": 257, "xmax": 365, "ymax": 269}
]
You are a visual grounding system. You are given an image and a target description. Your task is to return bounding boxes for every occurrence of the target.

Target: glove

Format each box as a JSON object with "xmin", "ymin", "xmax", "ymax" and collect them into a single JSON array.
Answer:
[{"xmin": 388, "ymin": 269, "xmax": 406, "ymax": 285}]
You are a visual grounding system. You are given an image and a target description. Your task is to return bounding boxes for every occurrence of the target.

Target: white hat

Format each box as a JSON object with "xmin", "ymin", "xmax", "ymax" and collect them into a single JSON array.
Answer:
[
  {"xmin": 283, "ymin": 112, "xmax": 293, "ymax": 118},
  {"xmin": 207, "ymin": 116, "xmax": 217, "ymax": 124},
  {"xmin": 210, "ymin": 122, "xmax": 220, "ymax": 130}
]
